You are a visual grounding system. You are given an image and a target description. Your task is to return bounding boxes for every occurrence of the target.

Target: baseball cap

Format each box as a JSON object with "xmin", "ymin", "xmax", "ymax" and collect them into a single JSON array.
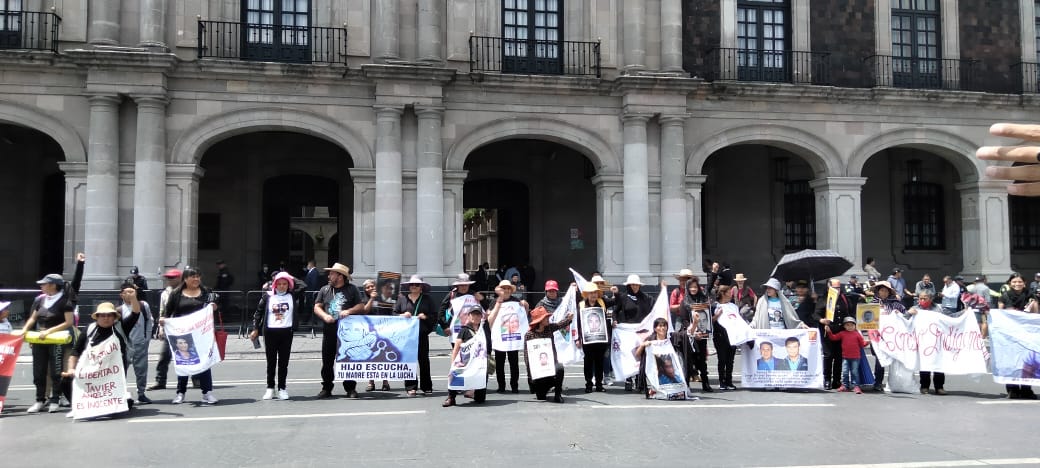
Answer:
[
  {"xmin": 843, "ymin": 316, "xmax": 857, "ymax": 324},
  {"xmin": 163, "ymin": 268, "xmax": 182, "ymax": 278},
  {"xmin": 892, "ymin": 268, "xmax": 902, "ymax": 274},
  {"xmin": 36, "ymin": 273, "xmax": 64, "ymax": 286},
  {"xmin": 544, "ymin": 280, "xmax": 559, "ymax": 291},
  {"xmin": 130, "ymin": 266, "xmax": 140, "ymax": 275}
]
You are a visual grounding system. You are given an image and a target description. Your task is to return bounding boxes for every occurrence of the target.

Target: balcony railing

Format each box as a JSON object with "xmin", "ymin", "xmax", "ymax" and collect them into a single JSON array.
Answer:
[
  {"xmin": 469, "ymin": 35, "xmax": 600, "ymax": 78},
  {"xmin": 1011, "ymin": 62, "xmax": 1040, "ymax": 94},
  {"xmin": 197, "ymin": 20, "xmax": 346, "ymax": 65},
  {"xmin": 704, "ymin": 48, "xmax": 831, "ymax": 85},
  {"xmin": 864, "ymin": 55, "xmax": 977, "ymax": 91},
  {"xmin": 0, "ymin": 10, "xmax": 61, "ymax": 52}
]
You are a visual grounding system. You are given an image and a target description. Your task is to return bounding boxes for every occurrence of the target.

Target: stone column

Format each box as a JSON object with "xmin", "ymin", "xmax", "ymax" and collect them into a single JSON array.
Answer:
[
  {"xmin": 84, "ymin": 94, "xmax": 121, "ymax": 284},
  {"xmin": 685, "ymin": 175, "xmax": 707, "ymax": 279},
  {"xmin": 415, "ymin": 106, "xmax": 445, "ymax": 277},
  {"xmin": 131, "ymin": 95, "xmax": 168, "ymax": 280},
  {"xmin": 88, "ymin": 0, "xmax": 121, "ymax": 45},
  {"xmin": 592, "ymin": 173, "xmax": 625, "ymax": 278},
  {"xmin": 138, "ymin": 0, "xmax": 168, "ymax": 49},
  {"xmin": 622, "ymin": 0, "xmax": 646, "ymax": 72},
  {"xmin": 374, "ymin": 106, "xmax": 404, "ymax": 274},
  {"xmin": 443, "ymin": 170, "xmax": 468, "ymax": 276},
  {"xmin": 372, "ymin": 0, "xmax": 400, "ymax": 61},
  {"xmin": 660, "ymin": 0, "xmax": 683, "ymax": 72},
  {"xmin": 622, "ymin": 114, "xmax": 651, "ymax": 275},
  {"xmin": 166, "ymin": 164, "xmax": 205, "ymax": 270},
  {"xmin": 417, "ymin": 0, "xmax": 443, "ymax": 62},
  {"xmin": 659, "ymin": 115, "xmax": 686, "ymax": 274},
  {"xmin": 956, "ymin": 180, "xmax": 1013, "ymax": 279},
  {"xmin": 809, "ymin": 177, "xmax": 868, "ymax": 277},
  {"xmin": 351, "ymin": 168, "xmax": 377, "ymax": 278}
]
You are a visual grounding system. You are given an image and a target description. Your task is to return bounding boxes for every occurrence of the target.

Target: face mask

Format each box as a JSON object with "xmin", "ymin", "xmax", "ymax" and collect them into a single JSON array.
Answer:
[{"xmin": 919, "ymin": 299, "xmax": 932, "ymax": 308}]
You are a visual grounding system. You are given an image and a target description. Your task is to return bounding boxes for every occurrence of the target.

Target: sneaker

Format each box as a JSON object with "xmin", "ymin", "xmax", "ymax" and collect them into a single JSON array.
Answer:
[
  {"xmin": 262, "ymin": 388, "xmax": 275, "ymax": 400},
  {"xmin": 317, "ymin": 389, "xmax": 333, "ymax": 399},
  {"xmin": 59, "ymin": 395, "xmax": 71, "ymax": 407},
  {"xmin": 604, "ymin": 374, "xmax": 615, "ymax": 386},
  {"xmin": 836, "ymin": 385, "xmax": 848, "ymax": 392},
  {"xmin": 936, "ymin": 389, "xmax": 947, "ymax": 396},
  {"xmin": 920, "ymin": 388, "xmax": 929, "ymax": 395},
  {"xmin": 147, "ymin": 383, "xmax": 166, "ymax": 391},
  {"xmin": 346, "ymin": 391, "xmax": 359, "ymax": 399},
  {"xmin": 137, "ymin": 395, "xmax": 153, "ymax": 405},
  {"xmin": 172, "ymin": 393, "xmax": 185, "ymax": 404},
  {"xmin": 201, "ymin": 392, "xmax": 219, "ymax": 405},
  {"xmin": 48, "ymin": 403, "xmax": 59, "ymax": 413},
  {"xmin": 553, "ymin": 395, "xmax": 564, "ymax": 403},
  {"xmin": 853, "ymin": 386, "xmax": 862, "ymax": 394},
  {"xmin": 278, "ymin": 389, "xmax": 289, "ymax": 401},
  {"xmin": 26, "ymin": 402, "xmax": 44, "ymax": 413}
]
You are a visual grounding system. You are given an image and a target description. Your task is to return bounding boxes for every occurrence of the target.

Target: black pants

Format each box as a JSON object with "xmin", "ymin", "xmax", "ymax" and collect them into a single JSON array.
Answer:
[
  {"xmin": 154, "ymin": 341, "xmax": 171, "ymax": 386},
  {"xmin": 824, "ymin": 340, "xmax": 843, "ymax": 387},
  {"xmin": 405, "ymin": 333, "xmax": 432, "ymax": 392},
  {"xmin": 320, "ymin": 322, "xmax": 342, "ymax": 392},
  {"xmin": 870, "ymin": 344, "xmax": 885, "ymax": 387},
  {"xmin": 495, "ymin": 349, "xmax": 520, "ymax": 391},
  {"xmin": 448, "ymin": 376, "xmax": 488, "ymax": 403},
  {"xmin": 690, "ymin": 339, "xmax": 710, "ymax": 384},
  {"xmin": 532, "ymin": 364, "xmax": 565, "ymax": 400},
  {"xmin": 582, "ymin": 343, "xmax": 608, "ymax": 387},
  {"xmin": 1006, "ymin": 384, "xmax": 1036, "ymax": 398},
  {"xmin": 32, "ymin": 343, "xmax": 68, "ymax": 403},
  {"xmin": 712, "ymin": 331, "xmax": 735, "ymax": 387},
  {"xmin": 264, "ymin": 327, "xmax": 293, "ymax": 390},
  {"xmin": 920, "ymin": 371, "xmax": 945, "ymax": 391}
]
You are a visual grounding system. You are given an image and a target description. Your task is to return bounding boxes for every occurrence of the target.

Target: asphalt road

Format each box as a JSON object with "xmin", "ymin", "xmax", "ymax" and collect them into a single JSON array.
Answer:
[{"xmin": 2, "ymin": 355, "xmax": 1038, "ymax": 468}]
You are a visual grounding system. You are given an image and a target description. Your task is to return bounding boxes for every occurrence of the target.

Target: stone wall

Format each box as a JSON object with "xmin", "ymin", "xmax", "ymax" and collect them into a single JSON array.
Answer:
[
  {"xmin": 810, "ymin": 0, "xmax": 875, "ymax": 88},
  {"xmin": 682, "ymin": 0, "xmax": 720, "ymax": 78},
  {"xmin": 960, "ymin": 0, "xmax": 1022, "ymax": 94}
]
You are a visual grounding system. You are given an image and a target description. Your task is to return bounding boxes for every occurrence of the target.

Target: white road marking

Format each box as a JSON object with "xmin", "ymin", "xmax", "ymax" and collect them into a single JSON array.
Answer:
[
  {"xmin": 976, "ymin": 400, "xmax": 1040, "ymax": 405},
  {"xmin": 128, "ymin": 409, "xmax": 426, "ymax": 424},
  {"xmin": 591, "ymin": 403, "xmax": 835, "ymax": 409},
  {"xmin": 754, "ymin": 458, "xmax": 1040, "ymax": 468}
]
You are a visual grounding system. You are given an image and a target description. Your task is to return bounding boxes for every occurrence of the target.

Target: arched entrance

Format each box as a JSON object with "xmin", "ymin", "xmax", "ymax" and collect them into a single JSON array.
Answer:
[
  {"xmin": 701, "ymin": 144, "xmax": 819, "ymax": 282},
  {"xmin": 198, "ymin": 131, "xmax": 353, "ymax": 289},
  {"xmin": 463, "ymin": 139, "xmax": 598, "ymax": 289},
  {"xmin": 0, "ymin": 123, "xmax": 65, "ymax": 286}
]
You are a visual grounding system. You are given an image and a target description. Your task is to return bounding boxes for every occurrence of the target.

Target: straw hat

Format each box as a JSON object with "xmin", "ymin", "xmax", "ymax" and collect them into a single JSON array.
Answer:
[
  {"xmin": 590, "ymin": 274, "xmax": 606, "ymax": 284},
  {"xmin": 622, "ymin": 274, "xmax": 643, "ymax": 286},
  {"xmin": 402, "ymin": 274, "xmax": 431, "ymax": 293},
  {"xmin": 452, "ymin": 273, "xmax": 476, "ymax": 286},
  {"xmin": 674, "ymin": 268, "xmax": 695, "ymax": 279},
  {"xmin": 581, "ymin": 282, "xmax": 600, "ymax": 296},
  {"xmin": 324, "ymin": 263, "xmax": 352, "ymax": 279},
  {"xmin": 497, "ymin": 279, "xmax": 516, "ymax": 293},
  {"xmin": 872, "ymin": 281, "xmax": 895, "ymax": 295},
  {"xmin": 734, "ymin": 273, "xmax": 748, "ymax": 282},
  {"xmin": 91, "ymin": 302, "xmax": 121, "ymax": 320}
]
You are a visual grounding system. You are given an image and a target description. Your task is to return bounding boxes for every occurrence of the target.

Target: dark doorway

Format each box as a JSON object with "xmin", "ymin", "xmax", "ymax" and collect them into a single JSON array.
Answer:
[
  {"xmin": 262, "ymin": 175, "xmax": 338, "ymax": 275},
  {"xmin": 464, "ymin": 179, "xmax": 530, "ymax": 268},
  {"xmin": 39, "ymin": 172, "xmax": 65, "ymax": 277}
]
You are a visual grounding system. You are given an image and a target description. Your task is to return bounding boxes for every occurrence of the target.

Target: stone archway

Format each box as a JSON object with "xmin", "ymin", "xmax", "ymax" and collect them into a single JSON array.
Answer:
[
  {"xmin": 846, "ymin": 127, "xmax": 984, "ymax": 181},
  {"xmin": 0, "ymin": 99, "xmax": 86, "ymax": 162},
  {"xmin": 685, "ymin": 123, "xmax": 845, "ymax": 178}
]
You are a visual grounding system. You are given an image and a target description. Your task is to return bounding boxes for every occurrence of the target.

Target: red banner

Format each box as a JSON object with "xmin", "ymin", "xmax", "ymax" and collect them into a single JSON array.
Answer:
[{"xmin": 0, "ymin": 334, "xmax": 25, "ymax": 412}]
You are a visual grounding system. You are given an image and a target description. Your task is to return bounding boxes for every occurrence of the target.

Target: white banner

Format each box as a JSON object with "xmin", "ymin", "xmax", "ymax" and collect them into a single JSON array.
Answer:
[
  {"xmin": 716, "ymin": 303, "xmax": 755, "ymax": 346},
  {"xmin": 448, "ymin": 328, "xmax": 488, "ymax": 391},
  {"xmin": 163, "ymin": 305, "xmax": 222, "ymax": 377},
  {"xmin": 611, "ymin": 288, "xmax": 669, "ymax": 380},
  {"xmin": 491, "ymin": 301, "xmax": 528, "ymax": 352},
  {"xmin": 869, "ymin": 309, "xmax": 987, "ymax": 375},
  {"xmin": 552, "ymin": 284, "xmax": 584, "ymax": 365},
  {"xmin": 988, "ymin": 309, "xmax": 1040, "ymax": 386},
  {"xmin": 71, "ymin": 335, "xmax": 129, "ymax": 419},
  {"xmin": 645, "ymin": 340, "xmax": 693, "ymax": 400},
  {"xmin": 526, "ymin": 338, "xmax": 556, "ymax": 380},
  {"xmin": 740, "ymin": 329, "xmax": 823, "ymax": 389},
  {"xmin": 450, "ymin": 295, "xmax": 481, "ymax": 342}
]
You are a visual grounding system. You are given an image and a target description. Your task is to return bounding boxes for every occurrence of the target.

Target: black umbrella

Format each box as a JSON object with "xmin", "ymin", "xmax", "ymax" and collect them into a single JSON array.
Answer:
[{"xmin": 769, "ymin": 249, "xmax": 853, "ymax": 290}]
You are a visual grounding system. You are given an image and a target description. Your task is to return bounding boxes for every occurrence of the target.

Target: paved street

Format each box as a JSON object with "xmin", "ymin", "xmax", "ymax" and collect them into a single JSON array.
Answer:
[{"xmin": 2, "ymin": 336, "xmax": 1038, "ymax": 468}]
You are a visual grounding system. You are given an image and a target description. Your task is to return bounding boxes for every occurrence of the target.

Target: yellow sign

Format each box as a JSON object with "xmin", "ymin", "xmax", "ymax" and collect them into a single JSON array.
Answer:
[
  {"xmin": 825, "ymin": 288, "xmax": 838, "ymax": 322},
  {"xmin": 856, "ymin": 303, "xmax": 880, "ymax": 331}
]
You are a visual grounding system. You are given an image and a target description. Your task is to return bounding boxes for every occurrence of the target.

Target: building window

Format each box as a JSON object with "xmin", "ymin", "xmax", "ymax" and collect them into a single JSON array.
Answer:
[
  {"xmin": 892, "ymin": 0, "xmax": 940, "ymax": 88},
  {"xmin": 0, "ymin": 0, "xmax": 22, "ymax": 49},
  {"xmin": 198, "ymin": 213, "xmax": 221, "ymax": 250},
  {"xmin": 1011, "ymin": 196, "xmax": 1040, "ymax": 251},
  {"xmin": 783, "ymin": 180, "xmax": 815, "ymax": 251},
  {"xmin": 737, "ymin": 0, "xmax": 789, "ymax": 82},
  {"xmin": 502, "ymin": 0, "xmax": 562, "ymax": 74},
  {"xmin": 903, "ymin": 182, "xmax": 945, "ymax": 250},
  {"xmin": 242, "ymin": 0, "xmax": 310, "ymax": 63}
]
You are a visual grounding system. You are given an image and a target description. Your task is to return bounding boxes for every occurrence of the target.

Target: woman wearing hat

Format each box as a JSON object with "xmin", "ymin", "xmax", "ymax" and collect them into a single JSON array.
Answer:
[
  {"xmin": 615, "ymin": 275, "xmax": 653, "ymax": 392},
  {"xmin": 487, "ymin": 280, "xmax": 526, "ymax": 393},
  {"xmin": 711, "ymin": 285, "xmax": 739, "ymax": 390},
  {"xmin": 867, "ymin": 281, "xmax": 906, "ymax": 391},
  {"xmin": 732, "ymin": 274, "xmax": 758, "ymax": 322},
  {"xmin": 314, "ymin": 263, "xmax": 364, "ymax": 398},
  {"xmin": 444, "ymin": 305, "xmax": 492, "ymax": 407},
  {"xmin": 394, "ymin": 275, "xmax": 437, "ymax": 396},
  {"xmin": 669, "ymin": 269, "xmax": 696, "ymax": 332},
  {"xmin": 907, "ymin": 291, "xmax": 947, "ymax": 395},
  {"xmin": 161, "ymin": 267, "xmax": 220, "ymax": 405},
  {"xmin": 750, "ymin": 278, "xmax": 805, "ymax": 330},
  {"xmin": 20, "ymin": 252, "xmax": 85, "ymax": 413},
  {"xmin": 577, "ymin": 282, "xmax": 610, "ymax": 392},
  {"xmin": 118, "ymin": 278, "xmax": 154, "ymax": 404},
  {"xmin": 438, "ymin": 273, "xmax": 483, "ymax": 343},
  {"xmin": 62, "ymin": 301, "xmax": 143, "ymax": 415},
  {"xmin": 360, "ymin": 279, "xmax": 392, "ymax": 392},
  {"xmin": 523, "ymin": 305, "xmax": 574, "ymax": 403},
  {"xmin": 536, "ymin": 280, "xmax": 563, "ymax": 313},
  {"xmin": 250, "ymin": 272, "xmax": 300, "ymax": 401}
]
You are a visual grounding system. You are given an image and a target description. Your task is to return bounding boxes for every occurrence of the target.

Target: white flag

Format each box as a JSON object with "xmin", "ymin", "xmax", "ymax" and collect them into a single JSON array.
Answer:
[{"xmin": 552, "ymin": 284, "xmax": 584, "ymax": 365}]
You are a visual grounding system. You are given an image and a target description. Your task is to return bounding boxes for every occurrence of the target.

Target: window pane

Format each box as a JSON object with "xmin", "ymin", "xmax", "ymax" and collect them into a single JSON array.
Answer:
[{"xmin": 546, "ymin": 0, "xmax": 558, "ymax": 11}]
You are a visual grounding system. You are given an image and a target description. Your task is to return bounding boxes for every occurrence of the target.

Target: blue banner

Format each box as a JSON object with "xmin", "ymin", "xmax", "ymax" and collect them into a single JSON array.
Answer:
[
  {"xmin": 989, "ymin": 309, "xmax": 1040, "ymax": 386},
  {"xmin": 335, "ymin": 316, "xmax": 419, "ymax": 381}
]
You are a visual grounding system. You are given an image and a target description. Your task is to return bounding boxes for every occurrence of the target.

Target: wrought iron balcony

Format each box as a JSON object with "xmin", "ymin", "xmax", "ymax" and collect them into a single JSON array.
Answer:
[
  {"xmin": 864, "ymin": 55, "xmax": 977, "ymax": 91},
  {"xmin": 0, "ymin": 10, "xmax": 61, "ymax": 52},
  {"xmin": 469, "ymin": 35, "xmax": 600, "ymax": 78},
  {"xmin": 197, "ymin": 20, "xmax": 346, "ymax": 64},
  {"xmin": 704, "ymin": 48, "xmax": 831, "ymax": 85},
  {"xmin": 1011, "ymin": 62, "xmax": 1040, "ymax": 94}
]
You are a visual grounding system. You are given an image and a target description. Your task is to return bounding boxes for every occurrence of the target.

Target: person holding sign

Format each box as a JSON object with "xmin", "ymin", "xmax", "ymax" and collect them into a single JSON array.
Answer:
[
  {"xmin": 636, "ymin": 319, "xmax": 672, "ymax": 386},
  {"xmin": 523, "ymin": 306, "xmax": 573, "ymax": 403},
  {"xmin": 21, "ymin": 252, "xmax": 84, "ymax": 414},
  {"xmin": 489, "ymin": 280, "xmax": 527, "ymax": 394},
  {"xmin": 360, "ymin": 279, "xmax": 393, "ymax": 392},
  {"xmin": 677, "ymin": 278, "xmax": 713, "ymax": 392},
  {"xmin": 577, "ymin": 282, "xmax": 610, "ymax": 393},
  {"xmin": 869, "ymin": 281, "xmax": 908, "ymax": 392},
  {"xmin": 815, "ymin": 279, "xmax": 854, "ymax": 390},
  {"xmin": 616, "ymin": 275, "xmax": 653, "ymax": 392},
  {"xmin": 712, "ymin": 285, "xmax": 739, "ymax": 390},
  {"xmin": 63, "ymin": 301, "xmax": 141, "ymax": 418},
  {"xmin": 250, "ymin": 272, "xmax": 300, "ymax": 401},
  {"xmin": 314, "ymin": 263, "xmax": 364, "ymax": 399},
  {"xmin": 998, "ymin": 275, "xmax": 1037, "ymax": 399},
  {"xmin": 444, "ymin": 306, "xmax": 491, "ymax": 407},
  {"xmin": 161, "ymin": 267, "xmax": 220, "ymax": 405},
  {"xmin": 394, "ymin": 275, "xmax": 437, "ymax": 397},
  {"xmin": 118, "ymin": 280, "xmax": 153, "ymax": 405},
  {"xmin": 907, "ymin": 291, "xmax": 947, "ymax": 395}
]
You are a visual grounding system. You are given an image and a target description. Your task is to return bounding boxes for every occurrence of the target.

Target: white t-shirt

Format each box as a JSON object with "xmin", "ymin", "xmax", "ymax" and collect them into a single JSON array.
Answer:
[
  {"xmin": 0, "ymin": 319, "xmax": 11, "ymax": 334},
  {"xmin": 267, "ymin": 293, "xmax": 294, "ymax": 329}
]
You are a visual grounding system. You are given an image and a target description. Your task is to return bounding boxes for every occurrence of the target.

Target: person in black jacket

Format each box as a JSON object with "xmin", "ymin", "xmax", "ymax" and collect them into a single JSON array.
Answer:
[
  {"xmin": 63, "ymin": 301, "xmax": 141, "ymax": 416},
  {"xmin": 615, "ymin": 275, "xmax": 652, "ymax": 391},
  {"xmin": 394, "ymin": 275, "xmax": 437, "ymax": 396},
  {"xmin": 250, "ymin": 272, "xmax": 302, "ymax": 401},
  {"xmin": 488, "ymin": 280, "xmax": 527, "ymax": 393},
  {"xmin": 814, "ymin": 278, "xmax": 854, "ymax": 390}
]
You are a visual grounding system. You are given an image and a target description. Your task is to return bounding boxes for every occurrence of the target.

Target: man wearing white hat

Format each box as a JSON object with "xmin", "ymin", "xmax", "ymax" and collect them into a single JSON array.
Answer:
[
  {"xmin": 669, "ymin": 269, "xmax": 696, "ymax": 332},
  {"xmin": 314, "ymin": 262, "xmax": 364, "ymax": 398},
  {"xmin": 438, "ymin": 273, "xmax": 484, "ymax": 344}
]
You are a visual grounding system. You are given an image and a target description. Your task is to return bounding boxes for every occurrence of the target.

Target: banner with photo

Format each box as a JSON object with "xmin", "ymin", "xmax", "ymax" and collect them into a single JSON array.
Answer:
[
  {"xmin": 551, "ymin": 284, "xmax": 584, "ymax": 365},
  {"xmin": 825, "ymin": 288, "xmax": 838, "ymax": 322},
  {"xmin": 526, "ymin": 338, "xmax": 556, "ymax": 380},
  {"xmin": 336, "ymin": 315, "xmax": 419, "ymax": 380},
  {"xmin": 450, "ymin": 295, "xmax": 482, "ymax": 342},
  {"xmin": 491, "ymin": 301, "xmax": 527, "ymax": 352},
  {"xmin": 376, "ymin": 271, "xmax": 401, "ymax": 309},
  {"xmin": 645, "ymin": 340, "xmax": 693, "ymax": 400},
  {"xmin": 611, "ymin": 288, "xmax": 669, "ymax": 380},
  {"xmin": 71, "ymin": 334, "xmax": 129, "ymax": 419},
  {"xmin": 741, "ymin": 328, "xmax": 823, "ymax": 389},
  {"xmin": 869, "ymin": 309, "xmax": 987, "ymax": 375},
  {"xmin": 448, "ymin": 327, "xmax": 488, "ymax": 391},
  {"xmin": 857, "ymin": 304, "xmax": 880, "ymax": 331},
  {"xmin": 0, "ymin": 333, "xmax": 23, "ymax": 413},
  {"xmin": 988, "ymin": 309, "xmax": 1040, "ymax": 386},
  {"xmin": 163, "ymin": 305, "xmax": 222, "ymax": 377},
  {"xmin": 580, "ymin": 307, "xmax": 608, "ymax": 344},
  {"xmin": 716, "ymin": 304, "xmax": 755, "ymax": 346}
]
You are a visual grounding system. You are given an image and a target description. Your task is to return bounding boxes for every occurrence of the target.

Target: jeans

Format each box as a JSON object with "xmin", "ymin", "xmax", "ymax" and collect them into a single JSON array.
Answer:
[
  {"xmin": 129, "ymin": 339, "xmax": 149, "ymax": 396},
  {"xmin": 841, "ymin": 358, "xmax": 860, "ymax": 388},
  {"xmin": 405, "ymin": 333, "xmax": 432, "ymax": 392},
  {"xmin": 264, "ymin": 327, "xmax": 293, "ymax": 390},
  {"xmin": 176, "ymin": 369, "xmax": 213, "ymax": 394},
  {"xmin": 494, "ymin": 349, "xmax": 520, "ymax": 391},
  {"xmin": 154, "ymin": 341, "xmax": 171, "ymax": 386}
]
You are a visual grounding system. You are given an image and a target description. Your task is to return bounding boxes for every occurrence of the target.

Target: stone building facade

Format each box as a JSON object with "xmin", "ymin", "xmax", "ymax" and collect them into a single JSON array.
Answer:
[{"xmin": 1, "ymin": 0, "xmax": 1038, "ymax": 289}]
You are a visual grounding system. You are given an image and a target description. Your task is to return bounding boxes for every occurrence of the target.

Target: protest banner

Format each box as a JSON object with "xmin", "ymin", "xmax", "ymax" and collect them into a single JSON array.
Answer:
[
  {"xmin": 526, "ymin": 338, "xmax": 556, "ymax": 380},
  {"xmin": 611, "ymin": 288, "xmax": 669, "ymax": 380},
  {"xmin": 0, "ymin": 333, "xmax": 23, "ymax": 412},
  {"xmin": 870, "ymin": 309, "xmax": 987, "ymax": 375},
  {"xmin": 551, "ymin": 284, "xmax": 583, "ymax": 365},
  {"xmin": 163, "ymin": 305, "xmax": 222, "ymax": 377},
  {"xmin": 645, "ymin": 340, "xmax": 693, "ymax": 400},
  {"xmin": 448, "ymin": 327, "xmax": 488, "ymax": 390},
  {"xmin": 491, "ymin": 301, "xmax": 527, "ymax": 352},
  {"xmin": 336, "ymin": 315, "xmax": 419, "ymax": 381},
  {"xmin": 71, "ymin": 334, "xmax": 129, "ymax": 419},
  {"xmin": 825, "ymin": 288, "xmax": 838, "ymax": 322},
  {"xmin": 741, "ymin": 329, "xmax": 823, "ymax": 389},
  {"xmin": 580, "ymin": 307, "xmax": 608, "ymax": 344},
  {"xmin": 988, "ymin": 309, "xmax": 1040, "ymax": 386},
  {"xmin": 450, "ymin": 295, "xmax": 481, "ymax": 342},
  {"xmin": 376, "ymin": 271, "xmax": 401, "ymax": 309},
  {"xmin": 715, "ymin": 304, "xmax": 755, "ymax": 346},
  {"xmin": 857, "ymin": 304, "xmax": 880, "ymax": 331},
  {"xmin": 691, "ymin": 304, "xmax": 712, "ymax": 337}
]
